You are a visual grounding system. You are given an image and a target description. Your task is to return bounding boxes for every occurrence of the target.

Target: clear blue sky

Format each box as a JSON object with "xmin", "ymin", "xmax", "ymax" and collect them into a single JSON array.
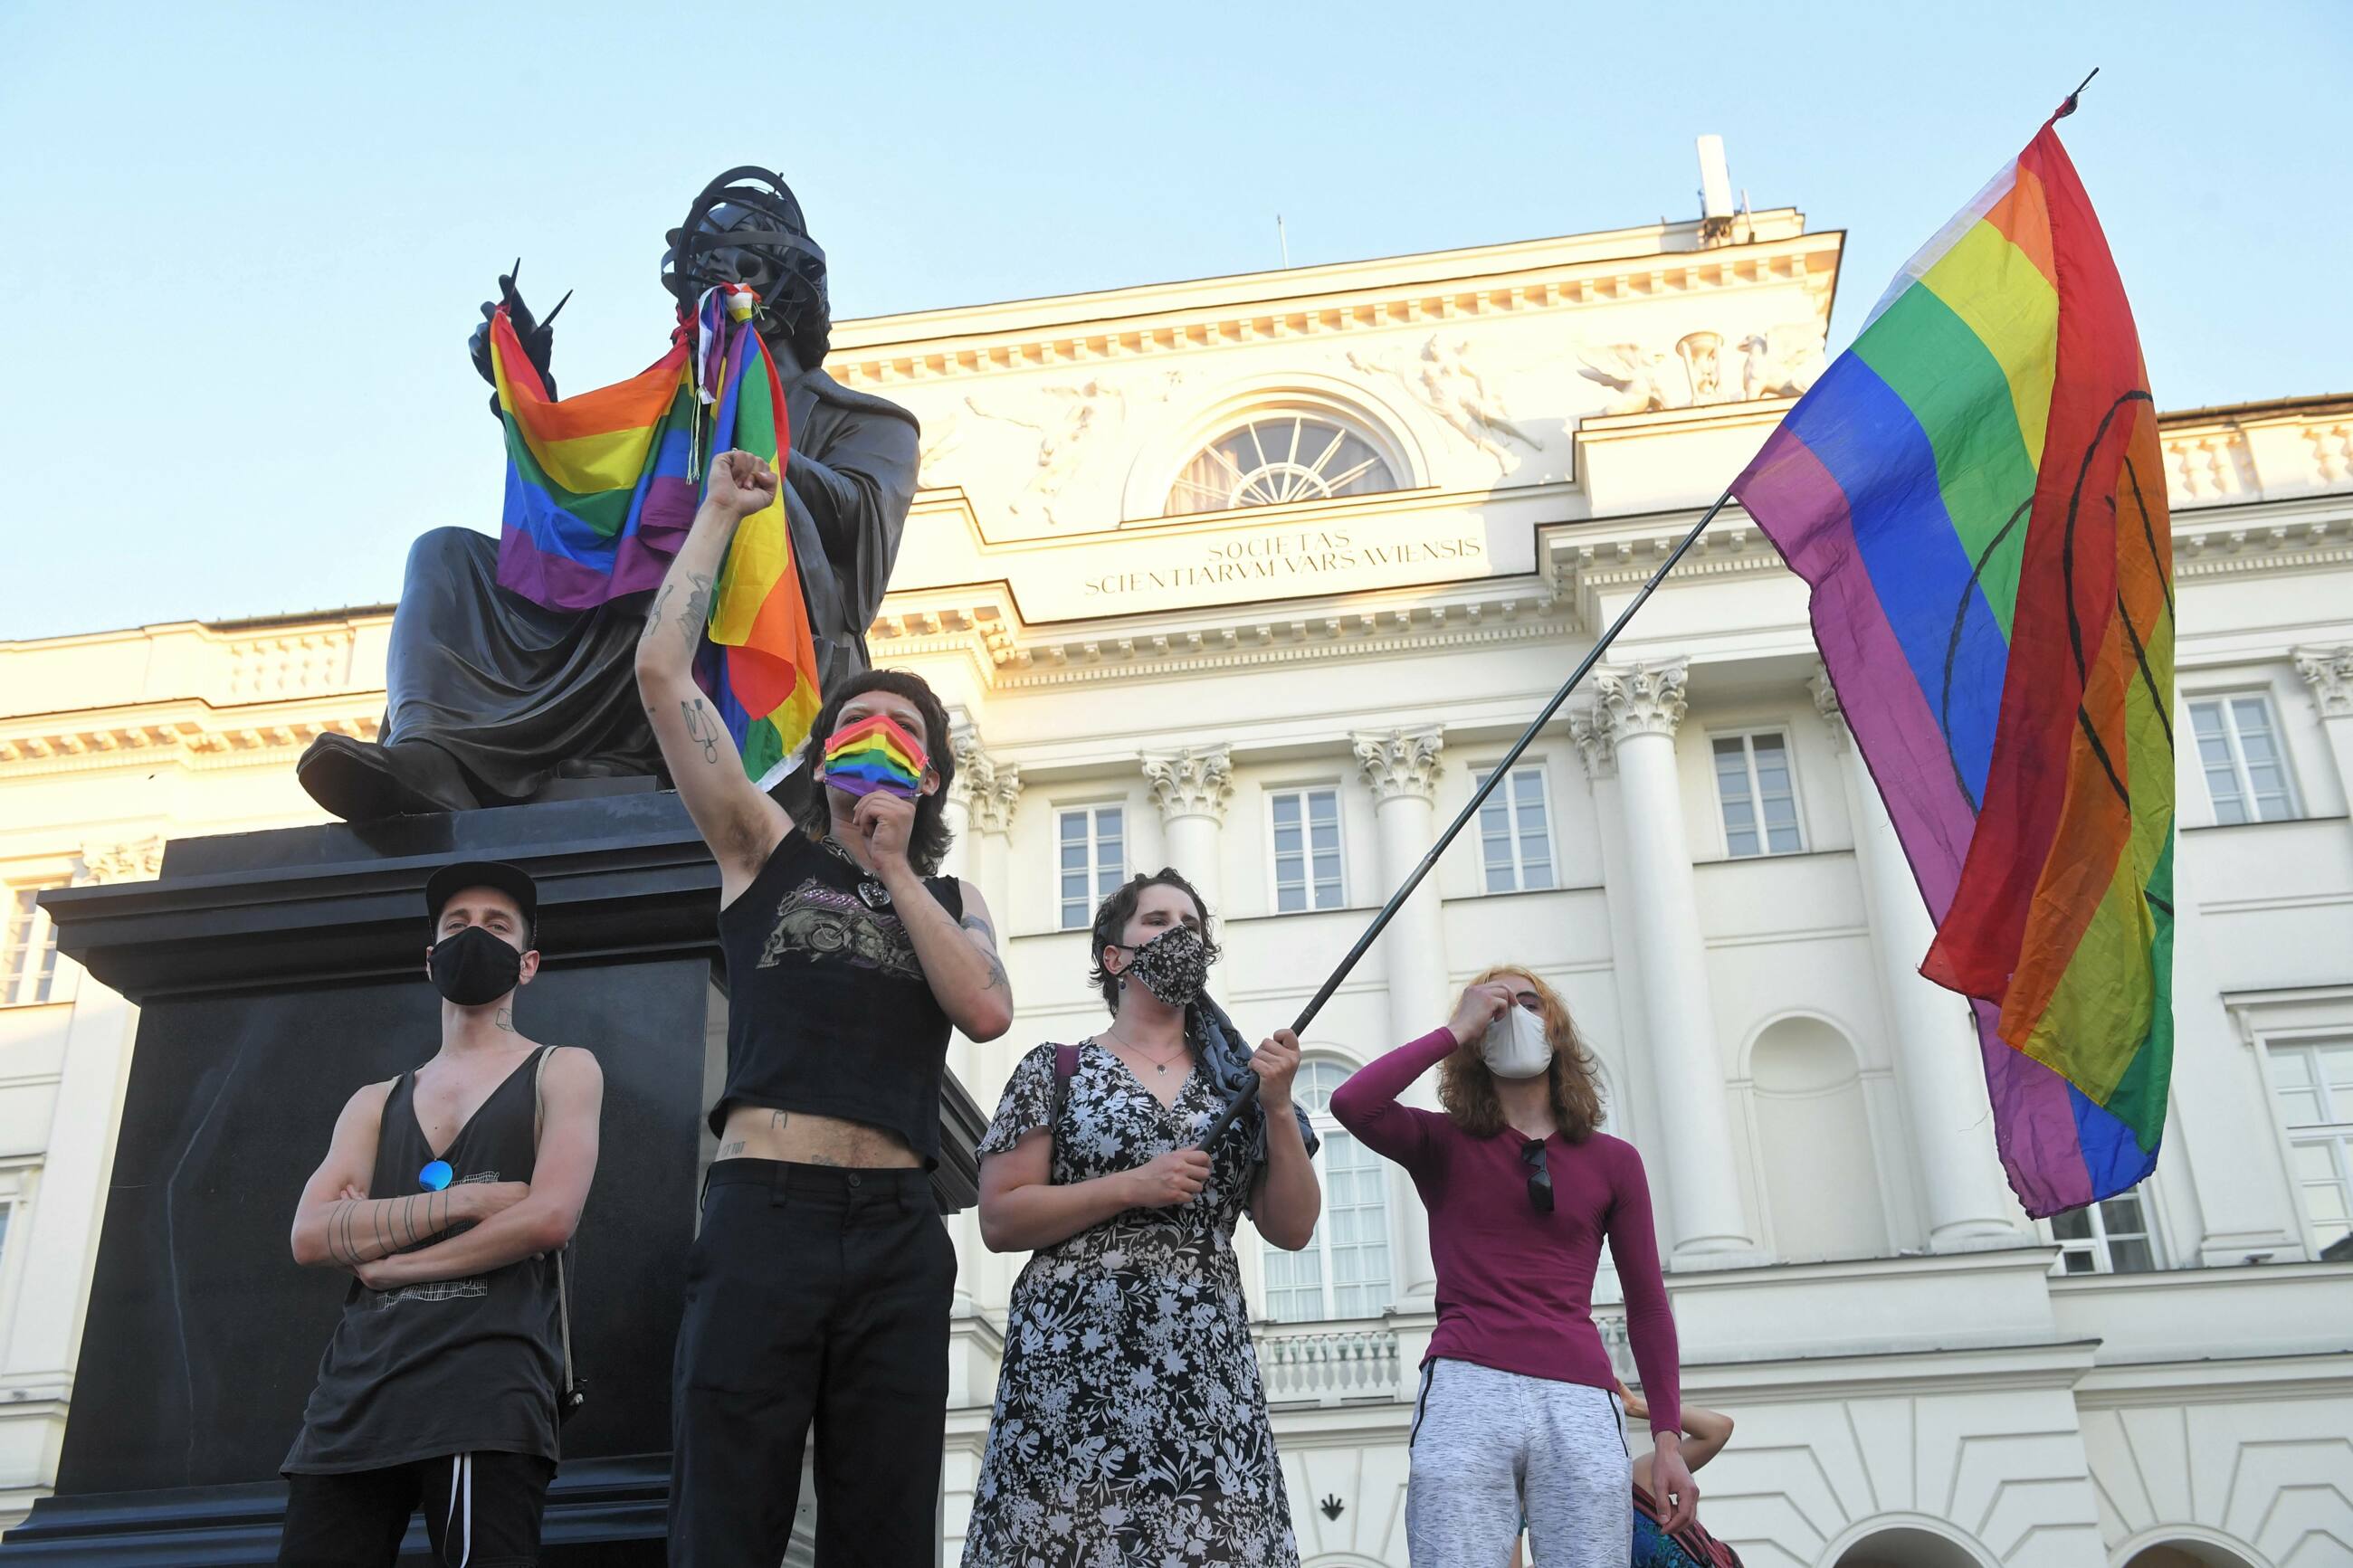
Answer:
[{"xmin": 2, "ymin": 2, "xmax": 2340, "ymax": 641}]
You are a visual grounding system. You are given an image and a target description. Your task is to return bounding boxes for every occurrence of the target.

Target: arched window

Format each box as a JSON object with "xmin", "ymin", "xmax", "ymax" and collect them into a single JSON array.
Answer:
[
  {"xmin": 1262, "ymin": 1060, "xmax": 1394, "ymax": 1322},
  {"xmin": 1166, "ymin": 413, "xmax": 1399, "ymax": 516}
]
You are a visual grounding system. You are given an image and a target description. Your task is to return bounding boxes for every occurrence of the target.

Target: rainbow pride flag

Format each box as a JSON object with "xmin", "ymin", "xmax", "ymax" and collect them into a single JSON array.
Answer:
[
  {"xmin": 1731, "ymin": 111, "xmax": 2174, "ymax": 1216},
  {"xmin": 489, "ymin": 286, "xmax": 824, "ymax": 784}
]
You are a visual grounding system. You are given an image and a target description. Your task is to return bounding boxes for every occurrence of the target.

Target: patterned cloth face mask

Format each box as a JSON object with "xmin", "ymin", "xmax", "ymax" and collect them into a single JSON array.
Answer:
[
  {"xmin": 1116, "ymin": 926, "xmax": 1212, "ymax": 1009},
  {"xmin": 821, "ymin": 714, "xmax": 929, "ymax": 799}
]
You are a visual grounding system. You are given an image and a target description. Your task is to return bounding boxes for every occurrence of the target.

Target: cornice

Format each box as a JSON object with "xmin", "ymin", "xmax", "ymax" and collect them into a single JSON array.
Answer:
[
  {"xmin": 830, "ymin": 229, "xmax": 1838, "ymax": 391},
  {"xmin": 0, "ymin": 703, "xmax": 378, "ymax": 779}
]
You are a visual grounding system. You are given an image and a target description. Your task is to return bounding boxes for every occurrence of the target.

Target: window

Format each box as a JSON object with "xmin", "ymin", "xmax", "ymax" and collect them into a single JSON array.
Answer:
[
  {"xmin": 1269, "ymin": 788, "xmax": 1344, "ymax": 912},
  {"xmin": 1712, "ymin": 732, "xmax": 1803, "ymax": 858},
  {"xmin": 2191, "ymin": 694, "xmax": 2300, "ymax": 824},
  {"xmin": 1057, "ymin": 806, "xmax": 1127, "ymax": 930},
  {"xmin": 2048, "ymin": 1186, "xmax": 2158, "ymax": 1274},
  {"xmin": 1166, "ymin": 413, "xmax": 1398, "ymax": 516},
  {"xmin": 1473, "ymin": 765, "xmax": 1556, "ymax": 893},
  {"xmin": 3, "ymin": 886, "xmax": 63, "ymax": 1007},
  {"xmin": 1264, "ymin": 1061, "xmax": 1393, "ymax": 1321},
  {"xmin": 2270, "ymin": 1039, "xmax": 2353, "ymax": 1256}
]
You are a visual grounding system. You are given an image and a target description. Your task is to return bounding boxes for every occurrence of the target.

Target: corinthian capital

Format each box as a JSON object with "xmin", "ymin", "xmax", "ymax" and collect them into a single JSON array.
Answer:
[
  {"xmin": 1568, "ymin": 709, "xmax": 1616, "ymax": 780},
  {"xmin": 1594, "ymin": 660, "xmax": 1689, "ymax": 743},
  {"xmin": 949, "ymin": 726, "xmax": 1023, "ymax": 836},
  {"xmin": 2296, "ymin": 645, "xmax": 2353, "ymax": 717},
  {"xmin": 1142, "ymin": 745, "xmax": 1234, "ymax": 824},
  {"xmin": 81, "ymin": 835, "xmax": 164, "ymax": 884},
  {"xmin": 1807, "ymin": 664, "xmax": 1850, "ymax": 752},
  {"xmin": 1352, "ymin": 727, "xmax": 1445, "ymax": 804}
]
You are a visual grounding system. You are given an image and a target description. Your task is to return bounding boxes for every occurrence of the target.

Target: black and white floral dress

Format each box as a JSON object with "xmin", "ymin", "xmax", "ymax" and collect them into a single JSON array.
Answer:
[{"xmin": 963, "ymin": 1041, "xmax": 1299, "ymax": 1568}]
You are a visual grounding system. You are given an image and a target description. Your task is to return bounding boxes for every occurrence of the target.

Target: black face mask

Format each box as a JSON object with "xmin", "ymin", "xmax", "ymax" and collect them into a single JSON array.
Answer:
[{"xmin": 429, "ymin": 925, "xmax": 525, "ymax": 1007}]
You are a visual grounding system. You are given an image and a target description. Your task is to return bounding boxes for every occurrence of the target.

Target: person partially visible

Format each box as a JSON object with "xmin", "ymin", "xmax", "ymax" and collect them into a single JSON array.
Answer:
[
  {"xmin": 279, "ymin": 860, "xmax": 604, "ymax": 1568},
  {"xmin": 1330, "ymin": 965, "xmax": 1696, "ymax": 1568},
  {"xmin": 1623, "ymin": 1379, "xmax": 1739, "ymax": 1568},
  {"xmin": 962, "ymin": 870, "xmax": 1322, "ymax": 1566}
]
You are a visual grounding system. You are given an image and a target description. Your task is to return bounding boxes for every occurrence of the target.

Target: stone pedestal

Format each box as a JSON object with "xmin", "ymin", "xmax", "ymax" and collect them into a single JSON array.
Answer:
[{"xmin": 1, "ymin": 794, "xmax": 981, "ymax": 1564}]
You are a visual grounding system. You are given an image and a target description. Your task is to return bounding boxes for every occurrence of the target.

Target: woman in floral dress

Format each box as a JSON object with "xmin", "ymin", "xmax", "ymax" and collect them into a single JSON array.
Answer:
[{"xmin": 965, "ymin": 869, "xmax": 1323, "ymax": 1567}]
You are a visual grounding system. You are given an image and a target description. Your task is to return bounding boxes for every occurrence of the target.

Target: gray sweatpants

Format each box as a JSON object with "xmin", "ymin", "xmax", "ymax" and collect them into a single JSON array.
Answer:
[{"xmin": 1405, "ymin": 1357, "xmax": 1631, "ymax": 1567}]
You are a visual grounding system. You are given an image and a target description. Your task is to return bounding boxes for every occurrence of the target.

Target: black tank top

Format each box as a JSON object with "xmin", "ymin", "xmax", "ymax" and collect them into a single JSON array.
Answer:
[
  {"xmin": 282, "ymin": 1048, "xmax": 564, "ymax": 1474},
  {"xmin": 714, "ymin": 832, "xmax": 963, "ymax": 1165}
]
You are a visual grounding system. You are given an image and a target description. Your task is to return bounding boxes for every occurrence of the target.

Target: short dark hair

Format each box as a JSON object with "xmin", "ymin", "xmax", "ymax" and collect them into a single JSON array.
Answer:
[
  {"xmin": 1087, "ymin": 868, "xmax": 1221, "ymax": 1012},
  {"xmin": 774, "ymin": 669, "xmax": 957, "ymax": 876}
]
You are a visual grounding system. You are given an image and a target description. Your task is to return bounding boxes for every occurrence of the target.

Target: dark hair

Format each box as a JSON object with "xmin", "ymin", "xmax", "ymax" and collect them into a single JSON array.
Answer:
[
  {"xmin": 1087, "ymin": 868, "xmax": 1222, "ymax": 1012},
  {"xmin": 773, "ymin": 669, "xmax": 957, "ymax": 876},
  {"xmin": 1439, "ymin": 965, "xmax": 1605, "ymax": 1144}
]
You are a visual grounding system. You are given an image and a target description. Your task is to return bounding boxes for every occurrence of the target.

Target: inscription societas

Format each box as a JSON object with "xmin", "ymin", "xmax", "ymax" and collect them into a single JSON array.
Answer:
[{"xmin": 1081, "ymin": 527, "xmax": 1486, "ymax": 600}]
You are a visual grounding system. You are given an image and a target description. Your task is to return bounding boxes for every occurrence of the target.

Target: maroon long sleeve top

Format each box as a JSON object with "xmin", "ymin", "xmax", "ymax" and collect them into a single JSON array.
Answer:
[{"xmin": 1329, "ymin": 1027, "xmax": 1683, "ymax": 1436}]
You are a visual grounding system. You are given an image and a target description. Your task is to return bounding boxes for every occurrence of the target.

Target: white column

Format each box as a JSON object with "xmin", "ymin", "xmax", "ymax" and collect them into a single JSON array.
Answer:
[
  {"xmin": 945, "ymin": 739, "xmax": 1019, "ymax": 1318},
  {"xmin": 1589, "ymin": 661, "xmax": 1757, "ymax": 1261},
  {"xmin": 1141, "ymin": 746, "xmax": 1234, "ymax": 923},
  {"xmin": 2296, "ymin": 646, "xmax": 2353, "ymax": 816},
  {"xmin": 1351, "ymin": 728, "xmax": 1453, "ymax": 1043},
  {"xmin": 1811, "ymin": 671, "xmax": 2022, "ymax": 1251},
  {"xmin": 939, "ymin": 717, "xmax": 979, "ymax": 885},
  {"xmin": 1351, "ymin": 727, "xmax": 1449, "ymax": 1308}
]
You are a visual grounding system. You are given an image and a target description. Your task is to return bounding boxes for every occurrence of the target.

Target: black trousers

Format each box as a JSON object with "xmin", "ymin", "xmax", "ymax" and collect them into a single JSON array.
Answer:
[
  {"xmin": 669, "ymin": 1159, "xmax": 957, "ymax": 1567},
  {"xmin": 278, "ymin": 1450, "xmax": 556, "ymax": 1567}
]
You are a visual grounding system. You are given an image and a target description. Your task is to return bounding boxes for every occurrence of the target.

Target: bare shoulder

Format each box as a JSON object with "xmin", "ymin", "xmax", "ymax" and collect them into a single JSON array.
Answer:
[
  {"xmin": 540, "ymin": 1045, "xmax": 605, "ymax": 1091},
  {"xmin": 345, "ymin": 1078, "xmax": 396, "ymax": 1120}
]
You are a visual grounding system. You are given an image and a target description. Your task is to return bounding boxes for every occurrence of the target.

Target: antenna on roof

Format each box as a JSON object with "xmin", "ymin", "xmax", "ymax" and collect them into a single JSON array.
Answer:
[{"xmin": 1277, "ymin": 214, "xmax": 1291, "ymax": 269}]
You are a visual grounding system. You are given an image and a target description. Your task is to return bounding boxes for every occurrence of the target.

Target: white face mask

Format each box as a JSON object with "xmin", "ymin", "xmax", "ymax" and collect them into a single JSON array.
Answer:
[{"xmin": 1480, "ymin": 1005, "xmax": 1554, "ymax": 1079}]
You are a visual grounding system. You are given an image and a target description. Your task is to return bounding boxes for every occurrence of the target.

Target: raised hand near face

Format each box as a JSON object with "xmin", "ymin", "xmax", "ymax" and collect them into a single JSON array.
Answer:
[
  {"xmin": 851, "ymin": 788, "xmax": 919, "ymax": 879},
  {"xmin": 1446, "ymin": 980, "xmax": 1516, "ymax": 1047}
]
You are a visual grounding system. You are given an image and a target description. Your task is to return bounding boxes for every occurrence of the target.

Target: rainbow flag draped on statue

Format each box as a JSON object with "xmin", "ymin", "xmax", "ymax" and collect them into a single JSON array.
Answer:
[
  {"xmin": 1731, "ymin": 108, "xmax": 2175, "ymax": 1216},
  {"xmin": 488, "ymin": 285, "xmax": 824, "ymax": 783}
]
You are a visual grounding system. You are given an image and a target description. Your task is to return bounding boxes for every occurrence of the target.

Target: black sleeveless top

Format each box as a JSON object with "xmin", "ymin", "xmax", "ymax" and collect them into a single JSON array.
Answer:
[
  {"xmin": 283, "ymin": 1048, "xmax": 564, "ymax": 1474},
  {"xmin": 714, "ymin": 832, "xmax": 964, "ymax": 1165}
]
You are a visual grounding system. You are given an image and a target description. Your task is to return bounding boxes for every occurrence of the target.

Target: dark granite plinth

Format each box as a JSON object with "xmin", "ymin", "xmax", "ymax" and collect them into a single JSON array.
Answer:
[{"xmin": 4, "ymin": 795, "xmax": 982, "ymax": 1563}]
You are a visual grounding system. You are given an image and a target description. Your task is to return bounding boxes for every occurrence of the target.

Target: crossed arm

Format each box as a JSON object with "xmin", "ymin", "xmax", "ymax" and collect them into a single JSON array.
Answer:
[
  {"xmin": 289, "ymin": 1051, "xmax": 605, "ymax": 1289},
  {"xmin": 290, "ymin": 1082, "xmax": 499, "ymax": 1268}
]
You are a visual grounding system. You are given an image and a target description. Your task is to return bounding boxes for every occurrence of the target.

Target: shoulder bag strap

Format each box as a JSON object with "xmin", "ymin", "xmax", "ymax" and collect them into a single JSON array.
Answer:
[
  {"xmin": 1048, "ymin": 1044, "xmax": 1081, "ymax": 1185},
  {"xmin": 531, "ymin": 1047, "xmax": 576, "ymax": 1402}
]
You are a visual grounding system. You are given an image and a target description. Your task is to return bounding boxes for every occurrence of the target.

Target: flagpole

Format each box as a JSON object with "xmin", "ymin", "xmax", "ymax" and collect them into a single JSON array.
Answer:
[{"xmin": 1198, "ymin": 481, "xmax": 1740, "ymax": 1147}]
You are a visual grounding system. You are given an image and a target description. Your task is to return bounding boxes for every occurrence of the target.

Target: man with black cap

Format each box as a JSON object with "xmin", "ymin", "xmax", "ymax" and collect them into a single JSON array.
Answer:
[{"xmin": 277, "ymin": 860, "xmax": 604, "ymax": 1568}]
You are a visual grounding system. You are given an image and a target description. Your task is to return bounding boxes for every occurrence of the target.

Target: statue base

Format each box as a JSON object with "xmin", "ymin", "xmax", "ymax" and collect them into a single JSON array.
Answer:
[{"xmin": 2, "ymin": 794, "xmax": 980, "ymax": 1564}]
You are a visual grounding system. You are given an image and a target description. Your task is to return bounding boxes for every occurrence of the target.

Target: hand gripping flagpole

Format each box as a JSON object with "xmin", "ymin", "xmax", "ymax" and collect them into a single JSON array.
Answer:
[{"xmin": 1197, "ymin": 483, "xmax": 1739, "ymax": 1150}]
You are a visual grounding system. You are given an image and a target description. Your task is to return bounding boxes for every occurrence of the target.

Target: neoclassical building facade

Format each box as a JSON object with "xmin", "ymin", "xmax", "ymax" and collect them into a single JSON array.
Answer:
[{"xmin": 5, "ymin": 195, "xmax": 2351, "ymax": 1566}]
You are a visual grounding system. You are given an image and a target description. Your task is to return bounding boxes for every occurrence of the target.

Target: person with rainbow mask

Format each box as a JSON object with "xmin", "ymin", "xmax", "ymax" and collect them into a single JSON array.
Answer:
[{"xmin": 634, "ymin": 451, "xmax": 1014, "ymax": 1567}]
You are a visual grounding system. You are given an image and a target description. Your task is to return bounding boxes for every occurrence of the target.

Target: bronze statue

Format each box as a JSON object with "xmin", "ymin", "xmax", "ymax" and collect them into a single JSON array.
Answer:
[{"xmin": 298, "ymin": 168, "xmax": 918, "ymax": 819}]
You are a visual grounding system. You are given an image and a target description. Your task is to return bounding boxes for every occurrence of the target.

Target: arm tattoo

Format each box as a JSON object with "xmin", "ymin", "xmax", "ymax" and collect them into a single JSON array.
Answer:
[
  {"xmin": 638, "ymin": 581, "xmax": 674, "ymax": 645},
  {"xmin": 718, "ymin": 1140, "xmax": 746, "ymax": 1159},
  {"xmin": 681, "ymin": 698, "xmax": 722, "ymax": 765},
  {"xmin": 979, "ymin": 949, "xmax": 1011, "ymax": 995},
  {"xmin": 959, "ymin": 910, "xmax": 997, "ymax": 946},
  {"xmin": 680, "ymin": 573, "xmax": 714, "ymax": 651}
]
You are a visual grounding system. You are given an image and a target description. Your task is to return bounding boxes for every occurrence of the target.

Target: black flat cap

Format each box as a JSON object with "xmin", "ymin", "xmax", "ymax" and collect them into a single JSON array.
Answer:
[{"xmin": 424, "ymin": 860, "xmax": 538, "ymax": 936}]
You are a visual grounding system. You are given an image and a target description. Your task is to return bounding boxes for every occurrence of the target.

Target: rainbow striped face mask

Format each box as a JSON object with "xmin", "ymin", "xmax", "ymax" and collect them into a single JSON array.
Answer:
[{"xmin": 820, "ymin": 714, "xmax": 930, "ymax": 800}]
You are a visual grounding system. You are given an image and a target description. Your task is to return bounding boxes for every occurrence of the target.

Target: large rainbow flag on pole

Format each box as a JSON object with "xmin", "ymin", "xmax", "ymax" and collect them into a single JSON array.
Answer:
[
  {"xmin": 488, "ymin": 285, "xmax": 824, "ymax": 784},
  {"xmin": 1731, "ymin": 101, "xmax": 2174, "ymax": 1216}
]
